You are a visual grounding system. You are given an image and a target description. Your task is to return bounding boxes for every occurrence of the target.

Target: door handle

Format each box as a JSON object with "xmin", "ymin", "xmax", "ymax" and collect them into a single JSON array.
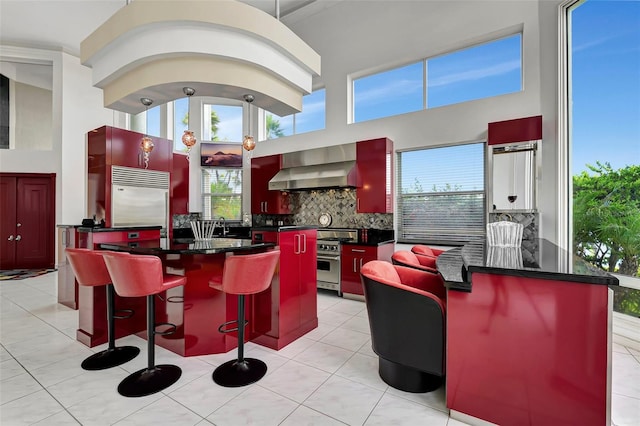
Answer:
[
  {"xmin": 294, "ymin": 234, "xmax": 300, "ymax": 254},
  {"xmin": 301, "ymin": 234, "xmax": 307, "ymax": 253},
  {"xmin": 359, "ymin": 258, "xmax": 363, "ymax": 270},
  {"xmin": 15, "ymin": 235, "xmax": 21, "ymax": 241},
  {"xmin": 353, "ymin": 258, "xmax": 357, "ymax": 272},
  {"xmin": 16, "ymin": 223, "xmax": 22, "ymax": 227},
  {"xmin": 7, "ymin": 235, "xmax": 14, "ymax": 241}
]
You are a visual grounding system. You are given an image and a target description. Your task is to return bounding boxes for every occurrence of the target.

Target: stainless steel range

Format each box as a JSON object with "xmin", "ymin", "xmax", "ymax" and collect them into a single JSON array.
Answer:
[{"xmin": 316, "ymin": 228, "xmax": 358, "ymax": 294}]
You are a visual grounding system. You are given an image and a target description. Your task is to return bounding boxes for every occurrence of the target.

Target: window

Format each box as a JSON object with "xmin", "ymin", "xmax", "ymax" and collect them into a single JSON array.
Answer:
[
  {"xmin": 200, "ymin": 101, "xmax": 244, "ymax": 221},
  {"xmin": 563, "ymin": 1, "xmax": 640, "ymax": 321},
  {"xmin": 353, "ymin": 34, "xmax": 522, "ymax": 123},
  {"xmin": 397, "ymin": 143, "xmax": 485, "ymax": 245},
  {"xmin": 354, "ymin": 62, "xmax": 423, "ymax": 122},
  {"xmin": 173, "ymin": 97, "xmax": 188, "ymax": 152},
  {"xmin": 264, "ymin": 88, "xmax": 325, "ymax": 139},
  {"xmin": 201, "ymin": 169, "xmax": 242, "ymax": 221}
]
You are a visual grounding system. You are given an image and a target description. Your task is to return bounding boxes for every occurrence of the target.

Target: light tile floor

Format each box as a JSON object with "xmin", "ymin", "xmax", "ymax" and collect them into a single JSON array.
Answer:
[{"xmin": 1, "ymin": 273, "xmax": 639, "ymax": 425}]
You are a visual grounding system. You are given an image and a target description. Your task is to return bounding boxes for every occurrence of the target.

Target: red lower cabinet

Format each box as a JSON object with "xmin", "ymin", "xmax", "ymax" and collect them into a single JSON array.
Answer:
[
  {"xmin": 251, "ymin": 229, "xmax": 318, "ymax": 349},
  {"xmin": 341, "ymin": 243, "xmax": 394, "ymax": 296}
]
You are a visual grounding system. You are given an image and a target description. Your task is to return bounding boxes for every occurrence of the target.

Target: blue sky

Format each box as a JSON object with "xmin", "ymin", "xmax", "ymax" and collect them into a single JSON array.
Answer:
[
  {"xmin": 148, "ymin": 0, "xmax": 638, "ymax": 178},
  {"xmin": 571, "ymin": 0, "xmax": 640, "ymax": 175}
]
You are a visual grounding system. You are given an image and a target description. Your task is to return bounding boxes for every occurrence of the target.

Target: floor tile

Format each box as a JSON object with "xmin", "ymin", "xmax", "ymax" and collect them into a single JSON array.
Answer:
[
  {"xmin": 206, "ymin": 386, "xmax": 297, "ymax": 426},
  {"xmin": 341, "ymin": 315, "xmax": 371, "ymax": 334},
  {"xmin": 0, "ymin": 389, "xmax": 65, "ymax": 425},
  {"xmin": 611, "ymin": 393, "xmax": 640, "ymax": 426},
  {"xmin": 0, "ymin": 371, "xmax": 43, "ymax": 404},
  {"xmin": 294, "ymin": 341, "xmax": 354, "ymax": 373},
  {"xmin": 113, "ymin": 395, "xmax": 202, "ymax": 425},
  {"xmin": 612, "ymin": 351, "xmax": 640, "ymax": 399},
  {"xmin": 335, "ymin": 352, "xmax": 388, "ymax": 391},
  {"xmin": 280, "ymin": 405, "xmax": 346, "ymax": 425},
  {"xmin": 66, "ymin": 388, "xmax": 163, "ymax": 425},
  {"xmin": 1, "ymin": 358, "xmax": 26, "ymax": 381},
  {"xmin": 320, "ymin": 327, "xmax": 370, "ymax": 352},
  {"xmin": 304, "ymin": 375, "xmax": 383, "ymax": 425},
  {"xmin": 258, "ymin": 359, "xmax": 331, "ymax": 403},
  {"xmin": 364, "ymin": 392, "xmax": 449, "ymax": 425},
  {"xmin": 31, "ymin": 408, "xmax": 82, "ymax": 425},
  {"xmin": 2, "ymin": 273, "xmax": 640, "ymax": 425},
  {"xmin": 168, "ymin": 371, "xmax": 249, "ymax": 417}
]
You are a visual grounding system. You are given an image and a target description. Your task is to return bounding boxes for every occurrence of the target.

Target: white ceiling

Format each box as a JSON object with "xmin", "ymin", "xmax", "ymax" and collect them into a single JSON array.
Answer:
[{"xmin": 0, "ymin": 0, "xmax": 341, "ymax": 58}]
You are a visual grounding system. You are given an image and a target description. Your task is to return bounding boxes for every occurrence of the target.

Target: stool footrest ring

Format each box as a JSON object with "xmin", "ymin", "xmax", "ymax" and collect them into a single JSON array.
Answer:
[
  {"xmin": 218, "ymin": 319, "xmax": 248, "ymax": 334},
  {"xmin": 113, "ymin": 308, "xmax": 134, "ymax": 320},
  {"xmin": 155, "ymin": 322, "xmax": 178, "ymax": 336}
]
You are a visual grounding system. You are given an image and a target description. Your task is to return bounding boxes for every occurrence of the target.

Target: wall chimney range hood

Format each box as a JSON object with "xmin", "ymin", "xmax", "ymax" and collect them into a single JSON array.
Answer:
[{"xmin": 268, "ymin": 143, "xmax": 358, "ymax": 191}]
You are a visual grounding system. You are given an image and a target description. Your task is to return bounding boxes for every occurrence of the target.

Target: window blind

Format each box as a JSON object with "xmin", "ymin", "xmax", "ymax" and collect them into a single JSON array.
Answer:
[{"xmin": 398, "ymin": 143, "xmax": 485, "ymax": 245}]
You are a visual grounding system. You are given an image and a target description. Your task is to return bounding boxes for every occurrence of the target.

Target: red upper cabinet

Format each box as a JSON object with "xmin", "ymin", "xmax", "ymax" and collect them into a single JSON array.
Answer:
[
  {"xmin": 251, "ymin": 154, "xmax": 290, "ymax": 214},
  {"xmin": 108, "ymin": 126, "xmax": 171, "ymax": 171},
  {"xmin": 356, "ymin": 138, "xmax": 394, "ymax": 213},
  {"xmin": 171, "ymin": 153, "xmax": 189, "ymax": 216},
  {"xmin": 87, "ymin": 126, "xmax": 174, "ymax": 226}
]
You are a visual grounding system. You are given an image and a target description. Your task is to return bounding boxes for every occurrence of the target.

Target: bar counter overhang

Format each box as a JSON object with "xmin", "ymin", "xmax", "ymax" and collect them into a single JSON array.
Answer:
[
  {"xmin": 80, "ymin": 236, "xmax": 313, "ymax": 357},
  {"xmin": 437, "ymin": 239, "xmax": 619, "ymax": 426}
]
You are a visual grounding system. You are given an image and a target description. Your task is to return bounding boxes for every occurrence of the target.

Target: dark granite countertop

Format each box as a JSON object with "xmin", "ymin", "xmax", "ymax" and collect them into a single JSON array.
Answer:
[
  {"xmin": 78, "ymin": 226, "xmax": 162, "ymax": 233},
  {"xmin": 251, "ymin": 226, "xmax": 318, "ymax": 232},
  {"xmin": 437, "ymin": 239, "xmax": 619, "ymax": 292},
  {"xmin": 99, "ymin": 238, "xmax": 274, "ymax": 255},
  {"xmin": 342, "ymin": 239, "xmax": 395, "ymax": 247}
]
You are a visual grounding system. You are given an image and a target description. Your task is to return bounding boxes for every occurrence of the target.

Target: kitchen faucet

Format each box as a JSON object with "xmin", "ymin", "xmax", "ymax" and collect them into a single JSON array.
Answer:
[{"xmin": 218, "ymin": 217, "xmax": 228, "ymax": 236}]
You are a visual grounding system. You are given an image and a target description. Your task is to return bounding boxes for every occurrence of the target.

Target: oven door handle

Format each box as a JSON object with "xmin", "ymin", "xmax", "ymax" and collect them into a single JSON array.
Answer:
[{"xmin": 317, "ymin": 255, "xmax": 340, "ymax": 261}]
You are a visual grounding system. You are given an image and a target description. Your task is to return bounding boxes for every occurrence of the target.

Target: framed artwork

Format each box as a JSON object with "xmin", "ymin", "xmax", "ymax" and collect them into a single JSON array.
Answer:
[{"xmin": 200, "ymin": 143, "xmax": 243, "ymax": 167}]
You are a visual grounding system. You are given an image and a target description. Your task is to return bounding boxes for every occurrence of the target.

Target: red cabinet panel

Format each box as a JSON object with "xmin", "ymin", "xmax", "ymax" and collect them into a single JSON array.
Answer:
[
  {"xmin": 341, "ymin": 243, "xmax": 394, "ymax": 296},
  {"xmin": 356, "ymin": 138, "xmax": 393, "ymax": 213},
  {"xmin": 251, "ymin": 155, "xmax": 290, "ymax": 214},
  {"xmin": 251, "ymin": 229, "xmax": 317, "ymax": 349},
  {"xmin": 171, "ymin": 153, "xmax": 189, "ymax": 217},
  {"xmin": 447, "ymin": 272, "xmax": 610, "ymax": 426}
]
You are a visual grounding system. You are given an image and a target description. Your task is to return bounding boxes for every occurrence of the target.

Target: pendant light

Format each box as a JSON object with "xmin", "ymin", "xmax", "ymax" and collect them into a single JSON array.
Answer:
[
  {"xmin": 242, "ymin": 94, "xmax": 256, "ymax": 152},
  {"xmin": 181, "ymin": 87, "xmax": 197, "ymax": 161},
  {"xmin": 139, "ymin": 97, "xmax": 154, "ymax": 169}
]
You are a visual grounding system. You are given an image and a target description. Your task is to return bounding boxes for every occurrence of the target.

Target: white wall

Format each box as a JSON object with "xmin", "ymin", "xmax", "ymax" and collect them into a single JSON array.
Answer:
[
  {"xmin": 251, "ymin": 0, "xmax": 562, "ymax": 243},
  {"xmin": 0, "ymin": 46, "xmax": 125, "ymax": 228},
  {"xmin": 1, "ymin": 0, "xmax": 564, "ymax": 243}
]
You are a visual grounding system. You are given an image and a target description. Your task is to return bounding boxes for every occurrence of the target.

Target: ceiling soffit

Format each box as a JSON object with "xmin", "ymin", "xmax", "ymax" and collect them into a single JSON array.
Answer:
[{"xmin": 81, "ymin": 0, "xmax": 321, "ymax": 116}]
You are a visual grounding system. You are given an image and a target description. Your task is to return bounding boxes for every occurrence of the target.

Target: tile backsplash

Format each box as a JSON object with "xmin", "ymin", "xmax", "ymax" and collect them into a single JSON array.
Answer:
[{"xmin": 253, "ymin": 188, "xmax": 393, "ymax": 229}]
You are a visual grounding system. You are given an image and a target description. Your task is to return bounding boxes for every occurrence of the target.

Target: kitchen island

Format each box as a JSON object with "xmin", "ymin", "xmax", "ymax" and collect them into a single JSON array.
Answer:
[
  {"xmin": 79, "ymin": 234, "xmax": 282, "ymax": 357},
  {"xmin": 437, "ymin": 239, "xmax": 618, "ymax": 426}
]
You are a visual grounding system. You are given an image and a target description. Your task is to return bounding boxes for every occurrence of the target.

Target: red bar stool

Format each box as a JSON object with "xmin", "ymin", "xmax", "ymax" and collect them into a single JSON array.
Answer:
[
  {"xmin": 65, "ymin": 248, "xmax": 140, "ymax": 370},
  {"xmin": 102, "ymin": 251, "xmax": 186, "ymax": 397},
  {"xmin": 209, "ymin": 249, "xmax": 280, "ymax": 387}
]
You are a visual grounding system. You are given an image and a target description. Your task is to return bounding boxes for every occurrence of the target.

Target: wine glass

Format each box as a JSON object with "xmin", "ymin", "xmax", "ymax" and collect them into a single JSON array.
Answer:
[{"xmin": 507, "ymin": 195, "xmax": 517, "ymax": 209}]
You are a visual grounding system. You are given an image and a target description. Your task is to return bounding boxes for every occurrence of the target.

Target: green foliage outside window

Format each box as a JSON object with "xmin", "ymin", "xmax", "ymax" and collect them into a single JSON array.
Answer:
[{"xmin": 573, "ymin": 162, "xmax": 640, "ymax": 318}]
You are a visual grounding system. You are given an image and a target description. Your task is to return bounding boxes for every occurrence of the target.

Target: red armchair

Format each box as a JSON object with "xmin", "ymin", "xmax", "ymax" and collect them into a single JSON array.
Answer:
[
  {"xmin": 410, "ymin": 245, "xmax": 445, "ymax": 269},
  {"xmin": 360, "ymin": 260, "xmax": 446, "ymax": 392},
  {"xmin": 391, "ymin": 250, "xmax": 439, "ymax": 274}
]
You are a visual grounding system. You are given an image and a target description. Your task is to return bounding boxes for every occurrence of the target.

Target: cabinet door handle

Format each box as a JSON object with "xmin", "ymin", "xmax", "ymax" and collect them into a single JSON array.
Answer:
[
  {"xmin": 301, "ymin": 234, "xmax": 307, "ymax": 253},
  {"xmin": 357, "ymin": 198, "xmax": 360, "ymax": 211},
  {"xmin": 352, "ymin": 249, "xmax": 366, "ymax": 253},
  {"xmin": 294, "ymin": 234, "xmax": 300, "ymax": 254},
  {"xmin": 353, "ymin": 258, "xmax": 357, "ymax": 272},
  {"xmin": 7, "ymin": 235, "xmax": 14, "ymax": 241},
  {"xmin": 359, "ymin": 258, "xmax": 363, "ymax": 270}
]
